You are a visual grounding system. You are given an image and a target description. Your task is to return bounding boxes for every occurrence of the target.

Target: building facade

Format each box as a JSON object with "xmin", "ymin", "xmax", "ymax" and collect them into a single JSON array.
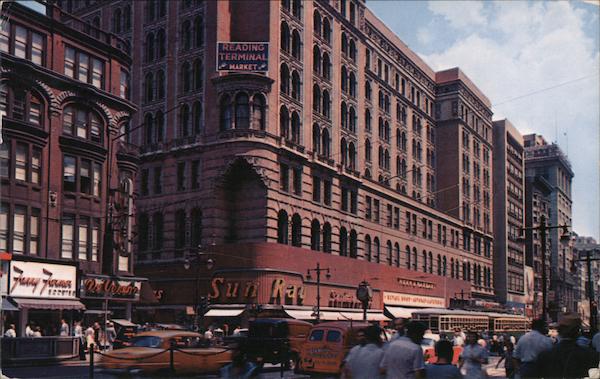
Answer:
[
  {"xmin": 573, "ymin": 235, "xmax": 600, "ymax": 327},
  {"xmin": 1, "ymin": 1, "xmax": 138, "ymax": 334},
  {"xmin": 64, "ymin": 0, "xmax": 501, "ymax": 323},
  {"xmin": 492, "ymin": 120, "xmax": 526, "ymax": 313},
  {"xmin": 524, "ymin": 133, "xmax": 575, "ymax": 319}
]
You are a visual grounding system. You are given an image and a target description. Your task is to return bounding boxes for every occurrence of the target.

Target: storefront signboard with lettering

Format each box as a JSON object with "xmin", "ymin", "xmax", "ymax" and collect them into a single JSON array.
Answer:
[
  {"xmin": 383, "ymin": 291, "xmax": 445, "ymax": 308},
  {"xmin": 8, "ymin": 261, "xmax": 77, "ymax": 299},
  {"xmin": 217, "ymin": 42, "xmax": 269, "ymax": 72},
  {"xmin": 80, "ymin": 275, "xmax": 142, "ymax": 301}
]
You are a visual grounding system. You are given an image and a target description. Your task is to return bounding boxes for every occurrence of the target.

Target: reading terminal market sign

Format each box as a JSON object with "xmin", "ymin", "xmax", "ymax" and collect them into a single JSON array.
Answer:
[{"xmin": 217, "ymin": 42, "xmax": 269, "ymax": 72}]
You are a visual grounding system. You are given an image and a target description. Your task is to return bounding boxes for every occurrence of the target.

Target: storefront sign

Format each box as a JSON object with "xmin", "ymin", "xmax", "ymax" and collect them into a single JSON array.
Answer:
[
  {"xmin": 383, "ymin": 291, "xmax": 444, "ymax": 308},
  {"xmin": 396, "ymin": 278, "xmax": 436, "ymax": 290},
  {"xmin": 209, "ymin": 276, "xmax": 305, "ymax": 305},
  {"xmin": 328, "ymin": 290, "xmax": 365, "ymax": 309},
  {"xmin": 8, "ymin": 261, "xmax": 76, "ymax": 299},
  {"xmin": 80, "ymin": 275, "xmax": 142, "ymax": 301},
  {"xmin": 217, "ymin": 42, "xmax": 269, "ymax": 72}
]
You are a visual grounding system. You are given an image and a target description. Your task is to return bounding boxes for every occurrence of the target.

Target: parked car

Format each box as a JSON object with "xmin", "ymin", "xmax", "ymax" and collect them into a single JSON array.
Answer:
[
  {"xmin": 297, "ymin": 321, "xmax": 372, "ymax": 375},
  {"xmin": 97, "ymin": 330, "xmax": 232, "ymax": 375},
  {"xmin": 245, "ymin": 318, "xmax": 312, "ymax": 369},
  {"xmin": 111, "ymin": 319, "xmax": 138, "ymax": 350}
]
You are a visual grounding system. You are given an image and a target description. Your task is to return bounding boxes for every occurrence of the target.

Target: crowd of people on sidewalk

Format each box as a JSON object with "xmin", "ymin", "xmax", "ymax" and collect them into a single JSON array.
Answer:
[{"xmin": 341, "ymin": 312, "xmax": 600, "ymax": 379}]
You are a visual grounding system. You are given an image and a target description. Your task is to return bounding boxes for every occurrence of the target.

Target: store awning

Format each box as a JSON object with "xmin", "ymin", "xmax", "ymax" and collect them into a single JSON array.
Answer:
[
  {"xmin": 285, "ymin": 309, "xmax": 388, "ymax": 321},
  {"xmin": 204, "ymin": 308, "xmax": 245, "ymax": 317},
  {"xmin": 385, "ymin": 306, "xmax": 416, "ymax": 319},
  {"xmin": 339, "ymin": 312, "xmax": 389, "ymax": 321},
  {"xmin": 13, "ymin": 298, "xmax": 85, "ymax": 310},
  {"xmin": 2, "ymin": 298, "xmax": 18, "ymax": 311},
  {"xmin": 111, "ymin": 319, "xmax": 136, "ymax": 327}
]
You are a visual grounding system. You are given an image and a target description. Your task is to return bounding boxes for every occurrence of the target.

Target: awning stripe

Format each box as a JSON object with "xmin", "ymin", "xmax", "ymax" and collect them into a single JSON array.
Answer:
[
  {"xmin": 1, "ymin": 298, "xmax": 18, "ymax": 312},
  {"xmin": 12, "ymin": 298, "xmax": 85, "ymax": 310},
  {"xmin": 204, "ymin": 308, "xmax": 245, "ymax": 317},
  {"xmin": 385, "ymin": 306, "xmax": 416, "ymax": 318}
]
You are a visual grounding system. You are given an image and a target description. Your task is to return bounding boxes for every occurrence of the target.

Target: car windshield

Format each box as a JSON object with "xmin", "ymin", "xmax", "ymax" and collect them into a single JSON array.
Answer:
[
  {"xmin": 326, "ymin": 330, "xmax": 342, "ymax": 343},
  {"xmin": 130, "ymin": 336, "xmax": 162, "ymax": 348},
  {"xmin": 309, "ymin": 329, "xmax": 324, "ymax": 341}
]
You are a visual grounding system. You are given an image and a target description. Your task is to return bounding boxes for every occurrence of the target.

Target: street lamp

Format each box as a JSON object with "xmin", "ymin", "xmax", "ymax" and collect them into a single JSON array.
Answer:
[
  {"xmin": 306, "ymin": 263, "xmax": 331, "ymax": 323},
  {"xmin": 183, "ymin": 244, "xmax": 215, "ymax": 331},
  {"xmin": 356, "ymin": 281, "xmax": 373, "ymax": 321},
  {"xmin": 518, "ymin": 215, "xmax": 571, "ymax": 322}
]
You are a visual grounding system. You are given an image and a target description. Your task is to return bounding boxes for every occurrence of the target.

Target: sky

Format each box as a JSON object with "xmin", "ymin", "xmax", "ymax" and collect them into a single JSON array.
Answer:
[{"xmin": 369, "ymin": 0, "xmax": 600, "ymax": 241}]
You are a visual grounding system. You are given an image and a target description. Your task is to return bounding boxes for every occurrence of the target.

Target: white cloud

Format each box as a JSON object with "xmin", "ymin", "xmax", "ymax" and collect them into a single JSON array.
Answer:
[
  {"xmin": 422, "ymin": 1, "xmax": 600, "ymax": 238},
  {"xmin": 417, "ymin": 26, "xmax": 434, "ymax": 45}
]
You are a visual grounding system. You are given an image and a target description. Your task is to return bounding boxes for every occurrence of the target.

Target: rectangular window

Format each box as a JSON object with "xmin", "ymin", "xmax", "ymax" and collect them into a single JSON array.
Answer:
[
  {"xmin": 120, "ymin": 69, "xmax": 130, "ymax": 99},
  {"xmin": 341, "ymin": 187, "xmax": 348, "ymax": 212},
  {"xmin": 153, "ymin": 167, "xmax": 162, "ymax": 194},
  {"xmin": 293, "ymin": 167, "xmax": 302, "ymax": 195},
  {"xmin": 141, "ymin": 169, "xmax": 149, "ymax": 196},
  {"xmin": 90, "ymin": 115, "xmax": 101, "ymax": 142},
  {"xmin": 324, "ymin": 179, "xmax": 332, "ymax": 206},
  {"xmin": 92, "ymin": 58, "xmax": 103, "ymax": 88},
  {"xmin": 78, "ymin": 217, "xmax": 89, "ymax": 260},
  {"xmin": 63, "ymin": 105, "xmax": 74, "ymax": 135},
  {"xmin": 13, "ymin": 206, "xmax": 25, "ymax": 253},
  {"xmin": 412, "ymin": 214, "xmax": 417, "ymax": 235},
  {"xmin": 312, "ymin": 176, "xmax": 321, "ymax": 202},
  {"xmin": 0, "ymin": 21, "xmax": 9, "ymax": 53},
  {"xmin": 373, "ymin": 199, "xmax": 380, "ymax": 223},
  {"xmin": 31, "ymin": 32, "xmax": 43, "ymax": 65},
  {"xmin": 191, "ymin": 160, "xmax": 200, "ymax": 189},
  {"xmin": 61, "ymin": 215, "xmax": 74, "ymax": 259},
  {"xmin": 29, "ymin": 97, "xmax": 41, "ymax": 125},
  {"xmin": 365, "ymin": 196, "xmax": 372, "ymax": 220},
  {"xmin": 63, "ymin": 155, "xmax": 76, "ymax": 192},
  {"xmin": 0, "ymin": 83, "xmax": 8, "ymax": 117},
  {"xmin": 350, "ymin": 190, "xmax": 357, "ymax": 214},
  {"xmin": 394, "ymin": 207, "xmax": 400, "ymax": 229},
  {"xmin": 65, "ymin": 47, "xmax": 75, "ymax": 78},
  {"xmin": 78, "ymin": 52, "xmax": 89, "ymax": 82},
  {"xmin": 280, "ymin": 163, "xmax": 289, "ymax": 192},
  {"xmin": 15, "ymin": 143, "xmax": 27, "ymax": 181},
  {"xmin": 14, "ymin": 26, "xmax": 27, "ymax": 59},
  {"xmin": 91, "ymin": 219, "xmax": 99, "ymax": 261},
  {"xmin": 93, "ymin": 163, "xmax": 101, "ymax": 197},
  {"xmin": 1, "ymin": 143, "xmax": 10, "ymax": 178},
  {"xmin": 80, "ymin": 160, "xmax": 91, "ymax": 194},
  {"xmin": 405, "ymin": 211, "xmax": 411, "ymax": 232},
  {"xmin": 387, "ymin": 204, "xmax": 392, "ymax": 227},
  {"xmin": 31, "ymin": 148, "xmax": 41, "ymax": 185},
  {"xmin": 0, "ymin": 204, "xmax": 7, "ymax": 251},
  {"xmin": 76, "ymin": 109, "xmax": 87, "ymax": 139},
  {"xmin": 177, "ymin": 162, "xmax": 186, "ymax": 191}
]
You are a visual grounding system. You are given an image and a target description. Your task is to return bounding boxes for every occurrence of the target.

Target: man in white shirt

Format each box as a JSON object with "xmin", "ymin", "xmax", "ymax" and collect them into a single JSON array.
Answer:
[
  {"xmin": 60, "ymin": 319, "xmax": 69, "ymax": 336},
  {"xmin": 513, "ymin": 319, "xmax": 553, "ymax": 378},
  {"xmin": 380, "ymin": 321, "xmax": 426, "ymax": 379},
  {"xmin": 343, "ymin": 326, "xmax": 384, "ymax": 379},
  {"xmin": 4, "ymin": 324, "xmax": 16, "ymax": 338}
]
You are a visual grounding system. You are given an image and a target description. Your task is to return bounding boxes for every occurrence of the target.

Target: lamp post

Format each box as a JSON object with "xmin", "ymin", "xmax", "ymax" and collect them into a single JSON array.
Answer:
[
  {"xmin": 306, "ymin": 263, "xmax": 330, "ymax": 323},
  {"xmin": 183, "ymin": 245, "xmax": 215, "ymax": 331},
  {"xmin": 356, "ymin": 281, "xmax": 373, "ymax": 321},
  {"xmin": 518, "ymin": 215, "xmax": 571, "ymax": 322}
]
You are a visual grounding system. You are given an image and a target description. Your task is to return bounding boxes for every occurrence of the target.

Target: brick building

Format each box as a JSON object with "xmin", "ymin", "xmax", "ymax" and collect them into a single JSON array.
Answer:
[
  {"xmin": 0, "ymin": 1, "xmax": 139, "ymax": 332},
  {"xmin": 524, "ymin": 133, "xmax": 575, "ymax": 319},
  {"xmin": 64, "ymin": 0, "xmax": 501, "ymax": 323},
  {"xmin": 492, "ymin": 119, "xmax": 526, "ymax": 313}
]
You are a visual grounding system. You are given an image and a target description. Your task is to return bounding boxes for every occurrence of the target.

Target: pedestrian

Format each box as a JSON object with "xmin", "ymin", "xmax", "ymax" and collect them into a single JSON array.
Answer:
[
  {"xmin": 85, "ymin": 324, "xmax": 95, "ymax": 351},
  {"xmin": 4, "ymin": 324, "xmax": 16, "ymax": 338},
  {"xmin": 33, "ymin": 326, "xmax": 42, "ymax": 337},
  {"xmin": 233, "ymin": 326, "xmax": 242, "ymax": 336},
  {"xmin": 453, "ymin": 328, "xmax": 465, "ymax": 346},
  {"xmin": 25, "ymin": 323, "xmax": 35, "ymax": 337},
  {"xmin": 390, "ymin": 317, "xmax": 408, "ymax": 341},
  {"xmin": 458, "ymin": 331, "xmax": 488, "ymax": 379},
  {"xmin": 424, "ymin": 340, "xmax": 462, "ymax": 379},
  {"xmin": 60, "ymin": 318, "xmax": 69, "ymax": 336},
  {"xmin": 379, "ymin": 321, "xmax": 427, "ymax": 379},
  {"xmin": 536, "ymin": 313, "xmax": 599, "ymax": 379},
  {"xmin": 106, "ymin": 322, "xmax": 116, "ymax": 350},
  {"xmin": 342, "ymin": 325, "xmax": 384, "ymax": 379},
  {"xmin": 495, "ymin": 341, "xmax": 515, "ymax": 379},
  {"xmin": 74, "ymin": 321, "xmax": 83, "ymax": 337},
  {"xmin": 512, "ymin": 318, "xmax": 552, "ymax": 378},
  {"xmin": 204, "ymin": 328, "xmax": 214, "ymax": 341},
  {"xmin": 220, "ymin": 346, "xmax": 257, "ymax": 379}
]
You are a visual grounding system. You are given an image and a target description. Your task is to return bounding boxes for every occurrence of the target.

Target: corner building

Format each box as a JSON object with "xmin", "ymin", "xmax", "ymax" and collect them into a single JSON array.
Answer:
[{"xmin": 67, "ymin": 0, "xmax": 496, "ymax": 323}]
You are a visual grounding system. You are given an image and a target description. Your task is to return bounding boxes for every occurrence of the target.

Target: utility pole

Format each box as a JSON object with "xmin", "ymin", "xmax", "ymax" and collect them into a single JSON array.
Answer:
[
  {"xmin": 575, "ymin": 249, "xmax": 600, "ymax": 334},
  {"xmin": 307, "ymin": 263, "xmax": 330, "ymax": 323}
]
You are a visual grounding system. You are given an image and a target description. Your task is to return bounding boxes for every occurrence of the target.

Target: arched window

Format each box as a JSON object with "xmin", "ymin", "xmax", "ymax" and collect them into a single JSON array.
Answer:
[
  {"xmin": 313, "ymin": 46, "xmax": 322, "ymax": 75},
  {"xmin": 280, "ymin": 64, "xmax": 290, "ymax": 94},
  {"xmin": 292, "ymin": 0, "xmax": 301, "ymax": 18},
  {"xmin": 365, "ymin": 81, "xmax": 372, "ymax": 100},
  {"xmin": 321, "ymin": 128, "xmax": 330, "ymax": 157},
  {"xmin": 311, "ymin": 219, "xmax": 320, "ymax": 251},
  {"xmin": 339, "ymin": 227, "xmax": 348, "ymax": 256},
  {"xmin": 422, "ymin": 250, "xmax": 427, "ymax": 272},
  {"xmin": 277, "ymin": 210, "xmax": 288, "ymax": 244},
  {"xmin": 192, "ymin": 101, "xmax": 202, "ymax": 134},
  {"xmin": 437, "ymin": 254, "xmax": 442, "ymax": 275},
  {"xmin": 194, "ymin": 16, "xmax": 203, "ymax": 47},
  {"xmin": 193, "ymin": 59, "xmax": 203, "ymax": 90},
  {"xmin": 349, "ymin": 106, "xmax": 356, "ymax": 132},
  {"xmin": 365, "ymin": 235, "xmax": 372, "ymax": 261},
  {"xmin": 384, "ymin": 149, "xmax": 390, "ymax": 170},
  {"xmin": 291, "ymin": 30, "xmax": 301, "ymax": 59},
  {"xmin": 428, "ymin": 251, "xmax": 433, "ymax": 273},
  {"xmin": 313, "ymin": 11, "xmax": 322, "ymax": 35},
  {"xmin": 180, "ymin": 104, "xmax": 190, "ymax": 137},
  {"xmin": 124, "ymin": 5, "xmax": 131, "ymax": 30},
  {"xmin": 323, "ymin": 18, "xmax": 331, "ymax": 43},
  {"xmin": 341, "ymin": 66, "xmax": 348, "ymax": 92},
  {"xmin": 365, "ymin": 109, "xmax": 371, "ymax": 131},
  {"xmin": 322, "ymin": 89, "xmax": 330, "ymax": 118},
  {"xmin": 322, "ymin": 53, "xmax": 331, "ymax": 79},
  {"xmin": 291, "ymin": 214, "xmax": 302, "ymax": 247},
  {"xmin": 340, "ymin": 138, "xmax": 347, "ymax": 167},
  {"xmin": 281, "ymin": 22, "xmax": 290, "ymax": 53},
  {"xmin": 157, "ymin": 29, "xmax": 166, "ymax": 58},
  {"xmin": 451, "ymin": 258, "xmax": 455, "ymax": 278},
  {"xmin": 156, "ymin": 70, "xmax": 165, "ymax": 99},
  {"xmin": 386, "ymin": 240, "xmax": 392, "ymax": 266},
  {"xmin": 144, "ymin": 72, "xmax": 154, "ymax": 102},
  {"xmin": 159, "ymin": 0, "xmax": 166, "ymax": 17},
  {"xmin": 282, "ymin": 0, "xmax": 290, "ymax": 11},
  {"xmin": 313, "ymin": 84, "xmax": 321, "ymax": 113},
  {"xmin": 252, "ymin": 94, "xmax": 266, "ymax": 130},
  {"xmin": 323, "ymin": 222, "xmax": 332, "ymax": 253},
  {"xmin": 144, "ymin": 113, "xmax": 153, "ymax": 145},
  {"xmin": 113, "ymin": 8, "xmax": 122, "ymax": 33},
  {"xmin": 145, "ymin": 0, "xmax": 156, "ymax": 22},
  {"xmin": 181, "ymin": 62, "xmax": 191, "ymax": 93},
  {"xmin": 406, "ymin": 246, "xmax": 411, "ymax": 269},
  {"xmin": 291, "ymin": 70, "xmax": 301, "ymax": 100},
  {"xmin": 155, "ymin": 111, "xmax": 164, "ymax": 142},
  {"xmin": 374, "ymin": 237, "xmax": 380, "ymax": 263},
  {"xmin": 279, "ymin": 105, "xmax": 289, "ymax": 137},
  {"xmin": 349, "ymin": 72, "xmax": 356, "ymax": 98},
  {"xmin": 365, "ymin": 139, "xmax": 371, "ymax": 162},
  {"xmin": 341, "ymin": 32, "xmax": 348, "ymax": 55},
  {"xmin": 349, "ymin": 230, "xmax": 357, "ymax": 258},
  {"xmin": 443, "ymin": 256, "xmax": 447, "ymax": 276},
  {"xmin": 349, "ymin": 39, "xmax": 357, "ymax": 61},
  {"xmin": 395, "ymin": 243, "xmax": 400, "ymax": 267},
  {"xmin": 340, "ymin": 102, "xmax": 347, "ymax": 129},
  {"xmin": 182, "ymin": 20, "xmax": 191, "ymax": 50},
  {"xmin": 220, "ymin": 95, "xmax": 232, "ymax": 131},
  {"xmin": 235, "ymin": 93, "xmax": 250, "ymax": 129},
  {"xmin": 290, "ymin": 111, "xmax": 301, "ymax": 144},
  {"xmin": 412, "ymin": 247, "xmax": 418, "ymax": 270},
  {"xmin": 312, "ymin": 124, "xmax": 321, "ymax": 154}
]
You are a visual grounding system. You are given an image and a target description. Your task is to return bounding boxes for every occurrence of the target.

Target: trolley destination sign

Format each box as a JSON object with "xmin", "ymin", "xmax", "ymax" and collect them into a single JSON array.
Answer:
[{"xmin": 217, "ymin": 42, "xmax": 269, "ymax": 72}]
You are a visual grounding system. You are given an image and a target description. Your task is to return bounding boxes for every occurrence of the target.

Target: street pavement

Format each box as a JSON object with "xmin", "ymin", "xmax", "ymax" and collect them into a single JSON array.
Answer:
[{"xmin": 2, "ymin": 356, "xmax": 508, "ymax": 378}]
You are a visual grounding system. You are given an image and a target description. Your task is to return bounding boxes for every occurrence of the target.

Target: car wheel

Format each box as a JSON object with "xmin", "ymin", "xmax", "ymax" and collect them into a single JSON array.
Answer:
[{"xmin": 285, "ymin": 354, "xmax": 299, "ymax": 371}]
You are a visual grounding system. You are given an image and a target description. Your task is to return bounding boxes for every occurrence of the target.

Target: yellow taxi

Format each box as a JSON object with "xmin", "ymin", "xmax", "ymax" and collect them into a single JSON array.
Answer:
[{"xmin": 97, "ymin": 330, "xmax": 232, "ymax": 375}]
